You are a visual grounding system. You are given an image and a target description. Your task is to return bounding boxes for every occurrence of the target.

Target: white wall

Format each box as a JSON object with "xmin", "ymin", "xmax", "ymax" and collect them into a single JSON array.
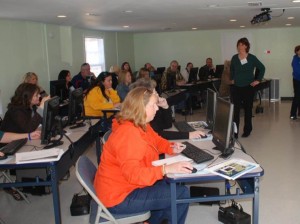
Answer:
[{"xmin": 134, "ymin": 27, "xmax": 300, "ymax": 97}]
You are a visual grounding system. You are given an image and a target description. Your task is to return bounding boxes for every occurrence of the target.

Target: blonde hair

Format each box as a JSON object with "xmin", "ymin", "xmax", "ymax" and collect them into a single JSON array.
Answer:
[
  {"xmin": 109, "ymin": 65, "xmax": 120, "ymax": 74},
  {"xmin": 117, "ymin": 87, "xmax": 155, "ymax": 131},
  {"xmin": 23, "ymin": 72, "xmax": 38, "ymax": 83},
  {"xmin": 129, "ymin": 78, "xmax": 157, "ymax": 90}
]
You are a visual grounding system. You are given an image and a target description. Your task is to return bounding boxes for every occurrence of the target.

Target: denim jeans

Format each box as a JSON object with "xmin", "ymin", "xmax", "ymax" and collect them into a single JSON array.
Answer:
[{"xmin": 108, "ymin": 180, "xmax": 190, "ymax": 224}]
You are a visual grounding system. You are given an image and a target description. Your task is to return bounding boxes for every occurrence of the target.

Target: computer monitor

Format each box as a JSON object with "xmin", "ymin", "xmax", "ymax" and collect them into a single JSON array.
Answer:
[
  {"xmin": 50, "ymin": 80, "xmax": 67, "ymax": 102},
  {"xmin": 41, "ymin": 96, "xmax": 64, "ymax": 149},
  {"xmin": 68, "ymin": 87, "xmax": 85, "ymax": 129},
  {"xmin": 206, "ymin": 88, "xmax": 217, "ymax": 130},
  {"xmin": 212, "ymin": 97, "xmax": 235, "ymax": 158},
  {"xmin": 166, "ymin": 72, "xmax": 177, "ymax": 91},
  {"xmin": 215, "ymin": 65, "xmax": 224, "ymax": 78},
  {"xmin": 156, "ymin": 67, "xmax": 166, "ymax": 74},
  {"xmin": 188, "ymin": 67, "xmax": 199, "ymax": 83}
]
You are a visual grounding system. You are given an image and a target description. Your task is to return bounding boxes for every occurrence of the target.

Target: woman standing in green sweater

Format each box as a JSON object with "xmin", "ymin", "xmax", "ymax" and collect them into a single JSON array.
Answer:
[{"xmin": 230, "ymin": 37, "xmax": 265, "ymax": 138}]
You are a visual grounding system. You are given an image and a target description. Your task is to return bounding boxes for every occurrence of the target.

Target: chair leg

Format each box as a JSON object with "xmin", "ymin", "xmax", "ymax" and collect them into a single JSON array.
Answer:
[{"xmin": 1, "ymin": 171, "xmax": 30, "ymax": 204}]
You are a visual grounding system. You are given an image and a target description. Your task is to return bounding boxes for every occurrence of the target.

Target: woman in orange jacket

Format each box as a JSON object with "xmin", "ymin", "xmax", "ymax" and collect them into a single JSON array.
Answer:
[{"xmin": 94, "ymin": 87, "xmax": 193, "ymax": 224}]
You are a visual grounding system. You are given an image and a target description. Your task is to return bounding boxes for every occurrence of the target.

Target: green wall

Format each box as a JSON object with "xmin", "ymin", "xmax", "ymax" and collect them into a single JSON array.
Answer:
[
  {"xmin": 134, "ymin": 27, "xmax": 300, "ymax": 97},
  {"xmin": 0, "ymin": 19, "xmax": 134, "ymax": 115}
]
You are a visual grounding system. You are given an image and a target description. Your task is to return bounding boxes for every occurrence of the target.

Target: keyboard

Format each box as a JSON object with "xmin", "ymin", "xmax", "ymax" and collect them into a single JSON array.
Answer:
[
  {"xmin": 0, "ymin": 138, "xmax": 28, "ymax": 155},
  {"xmin": 174, "ymin": 121, "xmax": 195, "ymax": 132},
  {"xmin": 181, "ymin": 141, "xmax": 214, "ymax": 164}
]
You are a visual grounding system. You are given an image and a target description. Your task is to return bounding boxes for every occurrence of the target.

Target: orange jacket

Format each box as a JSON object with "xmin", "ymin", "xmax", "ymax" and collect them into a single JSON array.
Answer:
[{"xmin": 94, "ymin": 119, "xmax": 174, "ymax": 207}]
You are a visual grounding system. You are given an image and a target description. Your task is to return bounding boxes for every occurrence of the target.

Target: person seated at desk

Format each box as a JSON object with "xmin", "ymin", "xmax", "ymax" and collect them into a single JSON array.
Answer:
[
  {"xmin": 198, "ymin": 57, "xmax": 216, "ymax": 80},
  {"xmin": 161, "ymin": 60, "xmax": 186, "ymax": 91},
  {"xmin": 138, "ymin": 67, "xmax": 151, "ymax": 80},
  {"xmin": 71, "ymin": 62, "xmax": 96, "ymax": 93},
  {"xmin": 130, "ymin": 78, "xmax": 206, "ymax": 140},
  {"xmin": 23, "ymin": 72, "xmax": 48, "ymax": 99},
  {"xmin": 116, "ymin": 70, "xmax": 132, "ymax": 102},
  {"xmin": 84, "ymin": 72, "xmax": 121, "ymax": 118},
  {"xmin": 121, "ymin": 61, "xmax": 134, "ymax": 82},
  {"xmin": 57, "ymin": 69, "xmax": 75, "ymax": 100},
  {"xmin": 144, "ymin": 62, "xmax": 156, "ymax": 78},
  {"xmin": 94, "ymin": 87, "xmax": 192, "ymax": 224},
  {"xmin": 181, "ymin": 62, "xmax": 193, "ymax": 83},
  {"xmin": 0, "ymin": 83, "xmax": 49, "ymax": 134}
]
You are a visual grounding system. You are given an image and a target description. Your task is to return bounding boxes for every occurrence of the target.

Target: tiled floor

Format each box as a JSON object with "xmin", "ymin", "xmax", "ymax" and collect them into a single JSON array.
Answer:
[{"xmin": 0, "ymin": 100, "xmax": 299, "ymax": 224}]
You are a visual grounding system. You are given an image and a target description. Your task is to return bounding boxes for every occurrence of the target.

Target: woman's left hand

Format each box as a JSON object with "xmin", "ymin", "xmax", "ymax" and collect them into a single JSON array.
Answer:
[
  {"xmin": 172, "ymin": 142, "xmax": 186, "ymax": 153},
  {"xmin": 250, "ymin": 80, "xmax": 260, "ymax": 87},
  {"xmin": 157, "ymin": 97, "xmax": 169, "ymax": 109}
]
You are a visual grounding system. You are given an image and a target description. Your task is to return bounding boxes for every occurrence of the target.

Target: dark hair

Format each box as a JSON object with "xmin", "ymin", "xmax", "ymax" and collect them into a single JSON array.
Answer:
[
  {"xmin": 8, "ymin": 83, "xmax": 40, "ymax": 109},
  {"xmin": 186, "ymin": 62, "xmax": 193, "ymax": 68},
  {"xmin": 58, "ymin": 70, "xmax": 70, "ymax": 80},
  {"xmin": 294, "ymin": 45, "xmax": 300, "ymax": 54},
  {"xmin": 237, "ymin": 37, "xmax": 250, "ymax": 53},
  {"xmin": 85, "ymin": 72, "xmax": 112, "ymax": 101},
  {"xmin": 121, "ymin": 62, "xmax": 133, "ymax": 75}
]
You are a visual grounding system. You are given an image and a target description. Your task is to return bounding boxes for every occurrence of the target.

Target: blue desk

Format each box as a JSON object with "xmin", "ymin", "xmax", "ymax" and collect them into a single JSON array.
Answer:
[
  {"xmin": 165, "ymin": 143, "xmax": 264, "ymax": 224},
  {"xmin": 0, "ymin": 119, "xmax": 101, "ymax": 224}
]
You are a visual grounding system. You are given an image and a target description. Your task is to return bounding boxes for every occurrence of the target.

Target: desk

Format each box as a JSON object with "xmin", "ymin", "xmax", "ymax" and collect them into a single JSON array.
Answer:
[
  {"xmin": 165, "ymin": 140, "xmax": 264, "ymax": 224},
  {"xmin": 0, "ymin": 119, "xmax": 101, "ymax": 224}
]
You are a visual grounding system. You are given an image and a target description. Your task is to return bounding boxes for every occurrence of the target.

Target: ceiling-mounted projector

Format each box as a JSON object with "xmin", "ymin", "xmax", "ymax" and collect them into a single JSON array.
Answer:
[{"xmin": 251, "ymin": 8, "xmax": 272, "ymax": 24}]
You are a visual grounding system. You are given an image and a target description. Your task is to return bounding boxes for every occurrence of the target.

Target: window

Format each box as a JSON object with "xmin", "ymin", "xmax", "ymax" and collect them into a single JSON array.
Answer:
[{"xmin": 84, "ymin": 37, "xmax": 105, "ymax": 76}]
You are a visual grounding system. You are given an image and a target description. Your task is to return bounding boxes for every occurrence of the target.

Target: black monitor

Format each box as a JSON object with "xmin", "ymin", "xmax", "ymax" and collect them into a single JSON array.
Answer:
[
  {"xmin": 41, "ymin": 96, "xmax": 64, "ymax": 149},
  {"xmin": 206, "ymin": 88, "xmax": 217, "ymax": 130},
  {"xmin": 188, "ymin": 67, "xmax": 199, "ymax": 83},
  {"xmin": 156, "ymin": 67, "xmax": 166, "ymax": 74},
  {"xmin": 50, "ymin": 80, "xmax": 67, "ymax": 102},
  {"xmin": 166, "ymin": 72, "xmax": 177, "ymax": 91},
  {"xmin": 212, "ymin": 97, "xmax": 235, "ymax": 158},
  {"xmin": 215, "ymin": 65, "xmax": 224, "ymax": 78},
  {"xmin": 68, "ymin": 88, "xmax": 85, "ymax": 129},
  {"xmin": 254, "ymin": 67, "xmax": 260, "ymax": 80}
]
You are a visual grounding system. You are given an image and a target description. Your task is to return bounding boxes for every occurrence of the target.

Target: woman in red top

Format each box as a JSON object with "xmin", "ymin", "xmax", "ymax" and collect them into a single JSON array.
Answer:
[{"xmin": 94, "ymin": 87, "xmax": 192, "ymax": 224}]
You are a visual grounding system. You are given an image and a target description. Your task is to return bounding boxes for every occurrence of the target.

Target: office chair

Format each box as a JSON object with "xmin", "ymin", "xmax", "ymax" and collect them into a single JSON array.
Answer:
[{"xmin": 75, "ymin": 155, "xmax": 151, "ymax": 224}]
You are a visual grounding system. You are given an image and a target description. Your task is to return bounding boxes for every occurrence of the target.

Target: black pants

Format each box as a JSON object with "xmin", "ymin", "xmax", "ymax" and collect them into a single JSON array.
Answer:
[
  {"xmin": 231, "ymin": 85, "xmax": 255, "ymax": 135},
  {"xmin": 290, "ymin": 78, "xmax": 300, "ymax": 117}
]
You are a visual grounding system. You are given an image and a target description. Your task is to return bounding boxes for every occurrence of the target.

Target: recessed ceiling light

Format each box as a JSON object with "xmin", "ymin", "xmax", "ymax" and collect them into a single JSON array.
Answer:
[
  {"xmin": 230, "ymin": 19, "xmax": 237, "ymax": 22},
  {"xmin": 207, "ymin": 4, "xmax": 218, "ymax": 7},
  {"xmin": 57, "ymin": 15, "xmax": 67, "ymax": 18},
  {"xmin": 287, "ymin": 17, "xmax": 295, "ymax": 19},
  {"xmin": 240, "ymin": 25, "xmax": 246, "ymax": 28},
  {"xmin": 286, "ymin": 23, "xmax": 292, "ymax": 26},
  {"xmin": 123, "ymin": 10, "xmax": 133, "ymax": 13},
  {"xmin": 292, "ymin": 0, "xmax": 300, "ymax": 3},
  {"xmin": 192, "ymin": 27, "xmax": 198, "ymax": 30},
  {"xmin": 123, "ymin": 25, "xmax": 130, "ymax": 28},
  {"xmin": 85, "ymin": 13, "xmax": 100, "ymax": 17}
]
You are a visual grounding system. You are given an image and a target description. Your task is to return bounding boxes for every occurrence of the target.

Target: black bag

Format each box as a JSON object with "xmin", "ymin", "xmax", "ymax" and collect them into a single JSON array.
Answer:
[{"xmin": 70, "ymin": 191, "xmax": 91, "ymax": 216}]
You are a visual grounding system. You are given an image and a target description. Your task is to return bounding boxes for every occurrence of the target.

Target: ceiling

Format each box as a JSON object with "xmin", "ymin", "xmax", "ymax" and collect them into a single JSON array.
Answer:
[{"xmin": 1, "ymin": 0, "xmax": 300, "ymax": 32}]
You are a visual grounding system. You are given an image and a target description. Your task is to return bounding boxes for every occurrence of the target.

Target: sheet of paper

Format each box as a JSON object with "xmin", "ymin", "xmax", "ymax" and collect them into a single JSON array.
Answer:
[
  {"xmin": 152, "ymin": 155, "xmax": 192, "ymax": 166},
  {"xmin": 15, "ymin": 148, "xmax": 64, "ymax": 164}
]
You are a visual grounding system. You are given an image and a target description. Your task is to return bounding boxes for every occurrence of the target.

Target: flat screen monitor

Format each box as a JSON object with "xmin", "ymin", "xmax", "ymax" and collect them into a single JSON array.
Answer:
[
  {"xmin": 215, "ymin": 65, "xmax": 224, "ymax": 78},
  {"xmin": 206, "ymin": 88, "xmax": 217, "ymax": 130},
  {"xmin": 50, "ymin": 80, "xmax": 67, "ymax": 102},
  {"xmin": 68, "ymin": 87, "xmax": 85, "ymax": 129},
  {"xmin": 166, "ymin": 72, "xmax": 177, "ymax": 91},
  {"xmin": 188, "ymin": 67, "xmax": 199, "ymax": 83},
  {"xmin": 156, "ymin": 67, "xmax": 166, "ymax": 74},
  {"xmin": 212, "ymin": 97, "xmax": 234, "ymax": 158},
  {"xmin": 41, "ymin": 96, "xmax": 64, "ymax": 149}
]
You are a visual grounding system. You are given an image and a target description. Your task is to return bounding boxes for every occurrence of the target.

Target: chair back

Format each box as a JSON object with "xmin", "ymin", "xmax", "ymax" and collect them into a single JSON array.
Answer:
[{"xmin": 102, "ymin": 130, "xmax": 112, "ymax": 144}]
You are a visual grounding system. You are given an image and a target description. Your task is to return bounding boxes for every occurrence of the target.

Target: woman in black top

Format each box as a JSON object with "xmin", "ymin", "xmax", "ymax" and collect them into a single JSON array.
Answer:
[
  {"xmin": 0, "ymin": 83, "xmax": 46, "ymax": 133},
  {"xmin": 58, "ymin": 70, "xmax": 75, "ymax": 99}
]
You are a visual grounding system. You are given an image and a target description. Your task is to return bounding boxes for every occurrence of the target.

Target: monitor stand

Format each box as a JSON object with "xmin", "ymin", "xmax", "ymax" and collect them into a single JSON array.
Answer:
[
  {"xmin": 69, "ymin": 122, "xmax": 86, "ymax": 129},
  {"xmin": 219, "ymin": 147, "xmax": 234, "ymax": 159}
]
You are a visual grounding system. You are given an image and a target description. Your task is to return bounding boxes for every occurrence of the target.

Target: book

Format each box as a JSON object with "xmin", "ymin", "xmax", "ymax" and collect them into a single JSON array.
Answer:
[
  {"xmin": 207, "ymin": 159, "xmax": 260, "ymax": 180},
  {"xmin": 15, "ymin": 148, "xmax": 64, "ymax": 164}
]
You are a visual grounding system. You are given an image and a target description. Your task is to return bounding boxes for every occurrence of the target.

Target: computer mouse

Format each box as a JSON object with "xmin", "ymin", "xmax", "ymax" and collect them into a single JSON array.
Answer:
[
  {"xmin": 0, "ymin": 154, "xmax": 8, "ymax": 160},
  {"xmin": 200, "ymin": 134, "xmax": 207, "ymax": 139},
  {"xmin": 191, "ymin": 167, "xmax": 198, "ymax": 173}
]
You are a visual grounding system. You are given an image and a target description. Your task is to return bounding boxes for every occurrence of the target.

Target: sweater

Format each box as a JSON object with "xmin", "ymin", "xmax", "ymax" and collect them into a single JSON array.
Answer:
[
  {"xmin": 84, "ymin": 87, "xmax": 120, "ymax": 117},
  {"xmin": 292, "ymin": 54, "xmax": 300, "ymax": 81},
  {"xmin": 230, "ymin": 53, "xmax": 265, "ymax": 87},
  {"xmin": 94, "ymin": 119, "xmax": 173, "ymax": 208}
]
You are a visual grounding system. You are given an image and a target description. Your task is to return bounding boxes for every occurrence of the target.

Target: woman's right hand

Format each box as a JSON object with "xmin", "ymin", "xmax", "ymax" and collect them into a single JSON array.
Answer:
[
  {"xmin": 165, "ymin": 161, "xmax": 194, "ymax": 174},
  {"xmin": 30, "ymin": 130, "xmax": 41, "ymax": 140}
]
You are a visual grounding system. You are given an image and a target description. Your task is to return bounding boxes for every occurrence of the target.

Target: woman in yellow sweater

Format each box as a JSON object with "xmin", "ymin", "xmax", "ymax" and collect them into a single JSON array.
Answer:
[{"xmin": 84, "ymin": 72, "xmax": 121, "ymax": 117}]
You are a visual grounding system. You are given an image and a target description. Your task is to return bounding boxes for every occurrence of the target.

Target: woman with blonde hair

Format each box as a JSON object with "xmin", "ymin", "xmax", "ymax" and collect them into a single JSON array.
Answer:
[
  {"xmin": 94, "ymin": 86, "xmax": 191, "ymax": 224},
  {"xmin": 116, "ymin": 70, "xmax": 132, "ymax": 101},
  {"xmin": 23, "ymin": 72, "xmax": 47, "ymax": 98}
]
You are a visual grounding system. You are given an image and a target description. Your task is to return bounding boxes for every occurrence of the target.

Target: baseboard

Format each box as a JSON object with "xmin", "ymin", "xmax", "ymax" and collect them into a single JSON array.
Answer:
[{"xmin": 281, "ymin": 97, "xmax": 293, "ymax": 101}]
